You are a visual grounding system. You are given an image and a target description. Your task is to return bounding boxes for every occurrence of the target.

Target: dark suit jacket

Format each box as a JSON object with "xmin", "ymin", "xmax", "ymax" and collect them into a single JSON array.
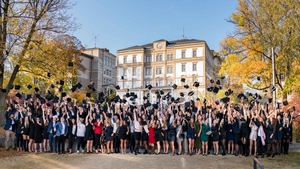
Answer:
[{"xmin": 4, "ymin": 111, "xmax": 17, "ymax": 132}]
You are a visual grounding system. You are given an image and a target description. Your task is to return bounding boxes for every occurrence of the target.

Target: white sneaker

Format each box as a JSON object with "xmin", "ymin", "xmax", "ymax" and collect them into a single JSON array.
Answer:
[
  {"xmin": 82, "ymin": 150, "xmax": 85, "ymax": 153},
  {"xmin": 77, "ymin": 150, "xmax": 79, "ymax": 154}
]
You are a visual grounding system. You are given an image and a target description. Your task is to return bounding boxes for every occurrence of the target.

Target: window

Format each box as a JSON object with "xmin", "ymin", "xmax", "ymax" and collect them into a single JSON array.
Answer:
[
  {"xmin": 133, "ymin": 56, "xmax": 137, "ymax": 63},
  {"xmin": 193, "ymin": 63, "xmax": 197, "ymax": 71},
  {"xmin": 167, "ymin": 80, "xmax": 174, "ymax": 86},
  {"xmin": 123, "ymin": 69, "xmax": 127, "ymax": 76},
  {"xmin": 156, "ymin": 80, "xmax": 163, "ymax": 87},
  {"xmin": 156, "ymin": 55, "xmax": 162, "ymax": 62},
  {"xmin": 146, "ymin": 56, "xmax": 152, "ymax": 62},
  {"xmin": 193, "ymin": 51, "xmax": 197, "ymax": 57},
  {"xmin": 182, "ymin": 64, "xmax": 186, "ymax": 72},
  {"xmin": 145, "ymin": 81, "xmax": 152, "ymax": 86},
  {"xmin": 167, "ymin": 67, "xmax": 173, "ymax": 74},
  {"xmin": 104, "ymin": 69, "xmax": 106, "ymax": 75},
  {"xmin": 182, "ymin": 51, "xmax": 186, "ymax": 58},
  {"xmin": 167, "ymin": 54, "xmax": 173, "ymax": 61},
  {"xmin": 132, "ymin": 68, "xmax": 136, "ymax": 76},
  {"xmin": 132, "ymin": 82, "xmax": 136, "ymax": 88},
  {"xmin": 146, "ymin": 68, "xmax": 152, "ymax": 75},
  {"xmin": 156, "ymin": 67, "xmax": 162, "ymax": 75},
  {"xmin": 124, "ymin": 58, "xmax": 127, "ymax": 63}
]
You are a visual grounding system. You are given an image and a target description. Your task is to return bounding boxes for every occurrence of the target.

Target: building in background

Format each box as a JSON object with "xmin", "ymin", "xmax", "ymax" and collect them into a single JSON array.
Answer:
[
  {"xmin": 77, "ymin": 48, "xmax": 117, "ymax": 93},
  {"xmin": 116, "ymin": 39, "xmax": 216, "ymax": 104}
]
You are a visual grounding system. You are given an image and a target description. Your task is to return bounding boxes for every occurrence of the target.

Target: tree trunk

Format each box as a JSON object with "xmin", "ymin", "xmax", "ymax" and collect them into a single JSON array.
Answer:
[{"xmin": 0, "ymin": 92, "xmax": 7, "ymax": 126}]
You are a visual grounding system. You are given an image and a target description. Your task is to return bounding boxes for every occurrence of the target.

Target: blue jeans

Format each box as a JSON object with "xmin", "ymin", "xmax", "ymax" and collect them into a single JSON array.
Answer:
[{"xmin": 49, "ymin": 133, "xmax": 57, "ymax": 152}]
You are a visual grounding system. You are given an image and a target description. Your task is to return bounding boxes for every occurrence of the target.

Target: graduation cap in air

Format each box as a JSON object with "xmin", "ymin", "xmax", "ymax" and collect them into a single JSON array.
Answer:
[
  {"xmin": 270, "ymin": 85, "xmax": 276, "ymax": 92},
  {"xmin": 210, "ymin": 79, "xmax": 214, "ymax": 83},
  {"xmin": 35, "ymin": 94, "xmax": 41, "ymax": 99},
  {"xmin": 216, "ymin": 80, "xmax": 221, "ymax": 85},
  {"xmin": 87, "ymin": 82, "xmax": 94, "ymax": 89},
  {"xmin": 207, "ymin": 87, "xmax": 213, "ymax": 92},
  {"xmin": 221, "ymin": 76, "xmax": 225, "ymax": 79},
  {"xmin": 215, "ymin": 100, "xmax": 220, "ymax": 105},
  {"xmin": 16, "ymin": 92, "xmax": 22, "ymax": 99},
  {"xmin": 144, "ymin": 102, "xmax": 151, "ymax": 108},
  {"xmin": 193, "ymin": 82, "xmax": 200, "ymax": 87},
  {"xmin": 172, "ymin": 84, "xmax": 177, "ymax": 89},
  {"xmin": 59, "ymin": 86, "xmax": 63, "ymax": 92},
  {"xmin": 121, "ymin": 76, "xmax": 124, "ymax": 80},
  {"xmin": 92, "ymin": 87, "xmax": 96, "ymax": 92},
  {"xmin": 122, "ymin": 99, "xmax": 127, "ymax": 103},
  {"xmin": 59, "ymin": 80, "xmax": 64, "ymax": 86},
  {"xmin": 146, "ymin": 85, "xmax": 152, "ymax": 90},
  {"xmin": 143, "ymin": 96, "xmax": 148, "ymax": 100},
  {"xmin": 34, "ymin": 87, "xmax": 39, "ymax": 92},
  {"xmin": 61, "ymin": 92, "xmax": 67, "ymax": 97},
  {"xmin": 27, "ymin": 84, "xmax": 32, "ymax": 89},
  {"xmin": 68, "ymin": 61, "xmax": 73, "ymax": 67},
  {"xmin": 237, "ymin": 93, "xmax": 245, "ymax": 99},
  {"xmin": 257, "ymin": 76, "xmax": 261, "ymax": 81},
  {"xmin": 67, "ymin": 97, "xmax": 72, "ymax": 102},
  {"xmin": 184, "ymin": 85, "xmax": 189, "ymax": 89},
  {"xmin": 283, "ymin": 100, "xmax": 288, "ymax": 106},
  {"xmin": 1, "ymin": 88, "xmax": 6, "ymax": 93},
  {"xmin": 8, "ymin": 84, "xmax": 14, "ymax": 90},
  {"xmin": 50, "ymin": 84, "xmax": 55, "ymax": 88},
  {"xmin": 212, "ymin": 87, "xmax": 219, "ymax": 94},
  {"xmin": 86, "ymin": 93, "xmax": 91, "ymax": 98},
  {"xmin": 53, "ymin": 96, "xmax": 59, "ymax": 103},
  {"xmin": 268, "ymin": 98, "xmax": 273, "ymax": 103},
  {"xmin": 46, "ymin": 93, "xmax": 54, "ymax": 101},
  {"xmin": 188, "ymin": 91, "xmax": 194, "ymax": 96},
  {"xmin": 220, "ymin": 97, "xmax": 230, "ymax": 104},
  {"xmin": 47, "ymin": 73, "xmax": 51, "ymax": 78},
  {"xmin": 181, "ymin": 78, "xmax": 185, "ymax": 83},
  {"xmin": 125, "ymin": 93, "xmax": 130, "ymax": 98},
  {"xmin": 115, "ymin": 85, "xmax": 120, "ymax": 90},
  {"xmin": 153, "ymin": 104, "xmax": 158, "ymax": 109},
  {"xmin": 14, "ymin": 85, "xmax": 21, "ymax": 90},
  {"xmin": 71, "ymin": 86, "xmax": 77, "ymax": 92},
  {"xmin": 160, "ymin": 90, "xmax": 164, "ymax": 95},
  {"xmin": 180, "ymin": 92, "xmax": 184, "ymax": 97},
  {"xmin": 263, "ymin": 89, "xmax": 268, "ymax": 93},
  {"xmin": 76, "ymin": 82, "xmax": 82, "ymax": 89},
  {"xmin": 26, "ymin": 94, "xmax": 32, "ymax": 100}
]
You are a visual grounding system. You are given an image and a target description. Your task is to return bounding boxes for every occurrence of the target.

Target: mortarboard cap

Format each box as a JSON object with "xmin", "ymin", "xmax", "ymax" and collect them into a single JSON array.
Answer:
[
  {"xmin": 207, "ymin": 87, "xmax": 213, "ymax": 92},
  {"xmin": 76, "ymin": 83, "xmax": 82, "ymax": 89},
  {"xmin": 212, "ymin": 87, "xmax": 219, "ymax": 94},
  {"xmin": 14, "ymin": 85, "xmax": 21, "ymax": 90},
  {"xmin": 115, "ymin": 85, "xmax": 120, "ymax": 90},
  {"xmin": 68, "ymin": 61, "xmax": 73, "ymax": 67},
  {"xmin": 53, "ymin": 96, "xmax": 59, "ymax": 103},
  {"xmin": 50, "ymin": 84, "xmax": 55, "ymax": 88},
  {"xmin": 71, "ymin": 86, "xmax": 77, "ymax": 92},
  {"xmin": 1, "ymin": 88, "xmax": 6, "ymax": 93},
  {"xmin": 40, "ymin": 98, "xmax": 46, "ymax": 104},
  {"xmin": 172, "ymin": 84, "xmax": 177, "ymax": 89},
  {"xmin": 180, "ymin": 92, "xmax": 184, "ymax": 97},
  {"xmin": 47, "ymin": 73, "xmax": 51, "ymax": 78},
  {"xmin": 283, "ymin": 100, "xmax": 288, "ymax": 106},
  {"xmin": 16, "ymin": 92, "xmax": 22, "ymax": 99},
  {"xmin": 60, "ymin": 80, "xmax": 64, "ymax": 86},
  {"xmin": 26, "ymin": 94, "xmax": 32, "ymax": 100},
  {"xmin": 221, "ymin": 97, "xmax": 230, "ymax": 104},
  {"xmin": 193, "ymin": 82, "xmax": 199, "ymax": 87},
  {"xmin": 27, "ymin": 84, "xmax": 32, "ymax": 89},
  {"xmin": 216, "ymin": 80, "xmax": 221, "ymax": 85},
  {"xmin": 86, "ymin": 93, "xmax": 91, "ymax": 98},
  {"xmin": 67, "ymin": 98, "xmax": 72, "ymax": 102},
  {"xmin": 61, "ymin": 92, "xmax": 67, "ymax": 97},
  {"xmin": 210, "ymin": 79, "xmax": 214, "ymax": 83},
  {"xmin": 184, "ymin": 85, "xmax": 189, "ymax": 89},
  {"xmin": 188, "ymin": 91, "xmax": 194, "ymax": 96},
  {"xmin": 34, "ymin": 87, "xmax": 39, "ymax": 92},
  {"xmin": 181, "ymin": 78, "xmax": 185, "ymax": 83}
]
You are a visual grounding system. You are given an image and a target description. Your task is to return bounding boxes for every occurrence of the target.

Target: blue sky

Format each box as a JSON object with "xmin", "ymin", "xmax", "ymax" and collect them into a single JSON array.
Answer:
[{"xmin": 70, "ymin": 0, "xmax": 238, "ymax": 54}]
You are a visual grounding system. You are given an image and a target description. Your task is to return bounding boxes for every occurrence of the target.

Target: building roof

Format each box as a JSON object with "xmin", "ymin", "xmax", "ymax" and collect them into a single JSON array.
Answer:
[
  {"xmin": 80, "ymin": 53, "xmax": 94, "ymax": 59},
  {"xmin": 117, "ymin": 39, "xmax": 206, "ymax": 52}
]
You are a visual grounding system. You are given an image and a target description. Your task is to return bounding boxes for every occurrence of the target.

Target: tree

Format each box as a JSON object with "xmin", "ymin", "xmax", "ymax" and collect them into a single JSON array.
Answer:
[
  {"xmin": 0, "ymin": 0, "xmax": 79, "ymax": 126},
  {"xmin": 219, "ymin": 0, "xmax": 300, "ymax": 98}
]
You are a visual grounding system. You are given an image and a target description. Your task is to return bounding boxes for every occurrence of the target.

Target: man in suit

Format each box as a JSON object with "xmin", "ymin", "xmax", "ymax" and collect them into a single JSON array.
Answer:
[
  {"xmin": 55, "ymin": 117, "xmax": 68, "ymax": 154},
  {"xmin": 48, "ymin": 115, "xmax": 57, "ymax": 153},
  {"xmin": 4, "ymin": 106, "xmax": 17, "ymax": 150}
]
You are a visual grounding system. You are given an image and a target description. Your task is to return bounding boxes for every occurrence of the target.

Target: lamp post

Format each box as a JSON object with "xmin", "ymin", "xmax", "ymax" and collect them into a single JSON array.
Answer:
[{"xmin": 271, "ymin": 47, "xmax": 276, "ymax": 110}]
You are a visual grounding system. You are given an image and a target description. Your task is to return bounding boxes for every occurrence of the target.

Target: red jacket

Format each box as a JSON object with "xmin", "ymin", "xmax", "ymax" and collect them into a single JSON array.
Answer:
[{"xmin": 93, "ymin": 122, "xmax": 102, "ymax": 135}]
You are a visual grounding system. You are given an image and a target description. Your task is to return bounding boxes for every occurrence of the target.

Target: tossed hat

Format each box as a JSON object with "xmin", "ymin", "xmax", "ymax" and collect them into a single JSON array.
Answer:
[
  {"xmin": 14, "ymin": 85, "xmax": 21, "ymax": 90},
  {"xmin": 16, "ymin": 92, "xmax": 22, "ymax": 99}
]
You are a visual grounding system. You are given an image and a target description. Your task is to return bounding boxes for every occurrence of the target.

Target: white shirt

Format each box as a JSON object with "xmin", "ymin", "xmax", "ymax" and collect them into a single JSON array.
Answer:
[{"xmin": 61, "ymin": 123, "xmax": 65, "ymax": 135}]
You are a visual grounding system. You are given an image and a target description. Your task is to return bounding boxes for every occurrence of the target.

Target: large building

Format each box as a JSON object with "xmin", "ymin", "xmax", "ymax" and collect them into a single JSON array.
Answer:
[
  {"xmin": 77, "ymin": 48, "xmax": 117, "ymax": 92},
  {"xmin": 116, "ymin": 39, "xmax": 216, "ymax": 104}
]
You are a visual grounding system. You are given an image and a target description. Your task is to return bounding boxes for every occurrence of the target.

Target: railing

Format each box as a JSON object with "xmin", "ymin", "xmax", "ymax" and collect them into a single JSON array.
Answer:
[{"xmin": 254, "ymin": 158, "xmax": 264, "ymax": 169}]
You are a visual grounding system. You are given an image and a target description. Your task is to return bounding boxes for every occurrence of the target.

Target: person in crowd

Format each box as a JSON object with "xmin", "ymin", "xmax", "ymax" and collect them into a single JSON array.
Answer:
[
  {"xmin": 93, "ymin": 117, "xmax": 102, "ymax": 154},
  {"xmin": 55, "ymin": 116, "xmax": 68, "ymax": 154},
  {"xmin": 32, "ymin": 116, "xmax": 43, "ymax": 153},
  {"xmin": 119, "ymin": 116, "xmax": 129, "ymax": 154},
  {"xmin": 76, "ymin": 107, "xmax": 86, "ymax": 153},
  {"xmin": 155, "ymin": 119, "xmax": 163, "ymax": 155},
  {"xmin": 4, "ymin": 106, "xmax": 17, "ymax": 151},
  {"xmin": 68, "ymin": 118, "xmax": 77, "ymax": 154},
  {"xmin": 194, "ymin": 114, "xmax": 202, "ymax": 155}
]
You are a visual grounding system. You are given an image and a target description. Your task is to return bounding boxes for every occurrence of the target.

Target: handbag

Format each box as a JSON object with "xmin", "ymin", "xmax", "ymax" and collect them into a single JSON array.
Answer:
[{"xmin": 206, "ymin": 131, "xmax": 212, "ymax": 135}]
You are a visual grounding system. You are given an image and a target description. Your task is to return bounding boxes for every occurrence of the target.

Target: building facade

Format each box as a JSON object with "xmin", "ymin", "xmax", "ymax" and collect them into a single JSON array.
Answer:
[
  {"xmin": 116, "ymin": 39, "xmax": 215, "ymax": 104},
  {"xmin": 77, "ymin": 48, "xmax": 117, "ymax": 92}
]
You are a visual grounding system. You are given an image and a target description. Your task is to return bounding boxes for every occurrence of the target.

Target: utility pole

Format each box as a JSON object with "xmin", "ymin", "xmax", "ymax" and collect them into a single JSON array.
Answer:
[{"xmin": 272, "ymin": 47, "xmax": 276, "ymax": 110}]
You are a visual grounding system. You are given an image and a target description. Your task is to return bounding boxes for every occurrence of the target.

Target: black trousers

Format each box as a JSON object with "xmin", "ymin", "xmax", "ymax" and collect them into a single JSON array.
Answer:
[
  {"xmin": 77, "ymin": 137, "xmax": 85, "ymax": 151},
  {"xmin": 130, "ymin": 133, "xmax": 135, "ymax": 153},
  {"xmin": 57, "ymin": 135, "xmax": 66, "ymax": 153},
  {"xmin": 114, "ymin": 135, "xmax": 120, "ymax": 152},
  {"xmin": 256, "ymin": 136, "xmax": 265, "ymax": 155},
  {"xmin": 69, "ymin": 135, "xmax": 76, "ymax": 150},
  {"xmin": 16, "ymin": 134, "xmax": 23, "ymax": 148},
  {"xmin": 94, "ymin": 134, "xmax": 100, "ymax": 149}
]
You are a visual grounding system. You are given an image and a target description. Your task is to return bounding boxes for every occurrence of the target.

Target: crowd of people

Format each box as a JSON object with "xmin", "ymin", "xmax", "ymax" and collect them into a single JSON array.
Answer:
[{"xmin": 4, "ymin": 93, "xmax": 299, "ymax": 159}]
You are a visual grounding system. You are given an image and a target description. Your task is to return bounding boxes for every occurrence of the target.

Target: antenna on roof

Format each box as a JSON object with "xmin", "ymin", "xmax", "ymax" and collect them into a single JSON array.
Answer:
[{"xmin": 182, "ymin": 27, "xmax": 186, "ymax": 39}]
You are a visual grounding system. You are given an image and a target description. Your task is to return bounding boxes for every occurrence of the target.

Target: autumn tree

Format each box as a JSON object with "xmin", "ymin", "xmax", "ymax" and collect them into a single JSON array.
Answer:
[
  {"xmin": 0, "ymin": 0, "xmax": 79, "ymax": 126},
  {"xmin": 219, "ymin": 0, "xmax": 300, "ymax": 98}
]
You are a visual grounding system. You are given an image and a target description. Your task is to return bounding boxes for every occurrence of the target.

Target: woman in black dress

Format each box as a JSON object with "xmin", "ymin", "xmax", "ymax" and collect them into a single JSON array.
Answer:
[
  {"xmin": 240, "ymin": 115, "xmax": 250, "ymax": 156},
  {"xmin": 141, "ymin": 121, "xmax": 149, "ymax": 154},
  {"xmin": 100, "ymin": 118, "xmax": 106, "ymax": 154},
  {"xmin": 22, "ymin": 116, "xmax": 30, "ymax": 152},
  {"xmin": 119, "ymin": 117, "xmax": 129, "ymax": 154},
  {"xmin": 161, "ymin": 116, "xmax": 169, "ymax": 154},
  {"xmin": 282, "ymin": 117, "xmax": 291, "ymax": 154},
  {"xmin": 266, "ymin": 117, "xmax": 276, "ymax": 157},
  {"xmin": 85, "ymin": 115, "xmax": 94, "ymax": 153},
  {"xmin": 169, "ymin": 119, "xmax": 177, "ymax": 156},
  {"xmin": 211, "ymin": 119, "xmax": 220, "ymax": 155},
  {"xmin": 16, "ymin": 118, "xmax": 23, "ymax": 152},
  {"xmin": 219, "ymin": 118, "xmax": 227, "ymax": 155},
  {"xmin": 42, "ymin": 109, "xmax": 49, "ymax": 152},
  {"xmin": 28, "ymin": 113, "xmax": 35, "ymax": 152},
  {"xmin": 33, "ymin": 117, "xmax": 43, "ymax": 153},
  {"xmin": 155, "ymin": 120, "xmax": 163, "ymax": 155}
]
